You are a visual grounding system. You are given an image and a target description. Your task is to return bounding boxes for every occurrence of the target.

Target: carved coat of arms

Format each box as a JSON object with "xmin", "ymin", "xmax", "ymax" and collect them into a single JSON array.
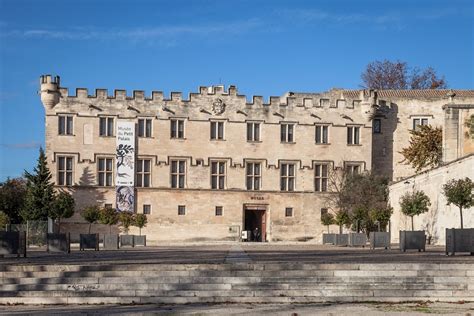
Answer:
[{"xmin": 212, "ymin": 98, "xmax": 226, "ymax": 115}]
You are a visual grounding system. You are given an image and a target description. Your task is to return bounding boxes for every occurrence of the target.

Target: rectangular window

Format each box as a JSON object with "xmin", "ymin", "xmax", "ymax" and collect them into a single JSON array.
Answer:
[
  {"xmin": 247, "ymin": 122, "xmax": 261, "ymax": 142},
  {"xmin": 413, "ymin": 118, "xmax": 429, "ymax": 131},
  {"xmin": 138, "ymin": 118, "xmax": 152, "ymax": 138},
  {"xmin": 58, "ymin": 115, "xmax": 73, "ymax": 135},
  {"xmin": 57, "ymin": 156, "xmax": 73, "ymax": 186},
  {"xmin": 315, "ymin": 125, "xmax": 329, "ymax": 144},
  {"xmin": 280, "ymin": 123, "xmax": 294, "ymax": 143},
  {"xmin": 171, "ymin": 160, "xmax": 186, "ymax": 188},
  {"xmin": 105, "ymin": 203, "xmax": 113, "ymax": 209},
  {"xmin": 347, "ymin": 126, "xmax": 360, "ymax": 145},
  {"xmin": 211, "ymin": 161, "xmax": 226, "ymax": 190},
  {"xmin": 246, "ymin": 162, "xmax": 261, "ymax": 191},
  {"xmin": 314, "ymin": 163, "xmax": 328, "ymax": 192},
  {"xmin": 280, "ymin": 163, "xmax": 295, "ymax": 191},
  {"xmin": 210, "ymin": 121, "xmax": 224, "ymax": 140},
  {"xmin": 345, "ymin": 163, "xmax": 361, "ymax": 175},
  {"xmin": 99, "ymin": 117, "xmax": 114, "ymax": 137},
  {"xmin": 136, "ymin": 159, "xmax": 151, "ymax": 187},
  {"xmin": 170, "ymin": 119, "xmax": 185, "ymax": 139},
  {"xmin": 143, "ymin": 204, "xmax": 151, "ymax": 215},
  {"xmin": 98, "ymin": 158, "xmax": 113, "ymax": 187},
  {"xmin": 320, "ymin": 99, "xmax": 330, "ymax": 107},
  {"xmin": 321, "ymin": 208, "xmax": 328, "ymax": 216},
  {"xmin": 285, "ymin": 207, "xmax": 293, "ymax": 217},
  {"xmin": 215, "ymin": 206, "xmax": 223, "ymax": 216},
  {"xmin": 373, "ymin": 119, "xmax": 382, "ymax": 134},
  {"xmin": 178, "ymin": 205, "xmax": 186, "ymax": 216}
]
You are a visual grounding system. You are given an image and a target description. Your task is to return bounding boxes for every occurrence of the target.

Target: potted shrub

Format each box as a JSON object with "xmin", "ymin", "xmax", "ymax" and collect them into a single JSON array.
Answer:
[
  {"xmin": 80, "ymin": 205, "xmax": 100, "ymax": 251},
  {"xmin": 321, "ymin": 212, "xmax": 336, "ymax": 244},
  {"xmin": 47, "ymin": 191, "xmax": 74, "ymax": 253},
  {"xmin": 99, "ymin": 206, "xmax": 119, "ymax": 250},
  {"xmin": 348, "ymin": 207, "xmax": 368, "ymax": 247},
  {"xmin": 119, "ymin": 212, "xmax": 135, "ymax": 247},
  {"xmin": 333, "ymin": 210, "xmax": 350, "ymax": 246},
  {"xmin": 443, "ymin": 178, "xmax": 474, "ymax": 255},
  {"xmin": 368, "ymin": 207, "xmax": 393, "ymax": 250},
  {"xmin": 133, "ymin": 213, "xmax": 147, "ymax": 246},
  {"xmin": 399, "ymin": 190, "xmax": 430, "ymax": 252}
]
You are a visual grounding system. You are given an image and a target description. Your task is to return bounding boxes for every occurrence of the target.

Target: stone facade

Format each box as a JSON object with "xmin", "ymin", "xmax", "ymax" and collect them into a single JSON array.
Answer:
[{"xmin": 39, "ymin": 75, "xmax": 474, "ymax": 243}]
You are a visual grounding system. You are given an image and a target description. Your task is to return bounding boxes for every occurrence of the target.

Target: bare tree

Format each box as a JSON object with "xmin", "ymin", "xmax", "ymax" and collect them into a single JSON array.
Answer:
[{"xmin": 361, "ymin": 59, "xmax": 447, "ymax": 90}]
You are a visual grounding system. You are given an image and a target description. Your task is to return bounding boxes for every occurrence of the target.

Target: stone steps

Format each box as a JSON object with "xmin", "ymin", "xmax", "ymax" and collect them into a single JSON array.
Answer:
[{"xmin": 1, "ymin": 263, "xmax": 473, "ymax": 304}]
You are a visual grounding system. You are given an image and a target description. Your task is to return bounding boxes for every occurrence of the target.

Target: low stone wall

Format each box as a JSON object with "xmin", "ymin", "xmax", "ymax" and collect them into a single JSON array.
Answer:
[{"xmin": 1, "ymin": 262, "xmax": 473, "ymax": 304}]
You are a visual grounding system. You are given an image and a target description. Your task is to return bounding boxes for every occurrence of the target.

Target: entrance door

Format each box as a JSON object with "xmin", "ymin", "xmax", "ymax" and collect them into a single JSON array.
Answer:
[{"xmin": 244, "ymin": 206, "xmax": 266, "ymax": 242}]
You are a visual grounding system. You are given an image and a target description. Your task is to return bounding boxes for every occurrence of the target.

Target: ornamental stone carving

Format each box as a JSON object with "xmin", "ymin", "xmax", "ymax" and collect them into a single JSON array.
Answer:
[{"xmin": 212, "ymin": 98, "xmax": 226, "ymax": 115}]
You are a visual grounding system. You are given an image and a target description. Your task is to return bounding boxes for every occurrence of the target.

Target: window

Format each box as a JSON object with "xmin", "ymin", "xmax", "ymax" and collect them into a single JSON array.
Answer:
[
  {"xmin": 215, "ymin": 206, "xmax": 223, "ymax": 216},
  {"xmin": 136, "ymin": 159, "xmax": 151, "ymax": 187},
  {"xmin": 99, "ymin": 117, "xmax": 114, "ymax": 136},
  {"xmin": 345, "ymin": 163, "xmax": 361, "ymax": 175},
  {"xmin": 413, "ymin": 118, "xmax": 429, "ymax": 131},
  {"xmin": 321, "ymin": 208, "xmax": 328, "ymax": 216},
  {"xmin": 178, "ymin": 205, "xmax": 186, "ymax": 215},
  {"xmin": 320, "ymin": 99, "xmax": 330, "ymax": 107},
  {"xmin": 171, "ymin": 160, "xmax": 186, "ymax": 188},
  {"xmin": 247, "ymin": 122, "xmax": 260, "ymax": 142},
  {"xmin": 246, "ymin": 162, "xmax": 261, "ymax": 190},
  {"xmin": 104, "ymin": 203, "xmax": 113, "ymax": 209},
  {"xmin": 143, "ymin": 204, "xmax": 151, "ymax": 215},
  {"xmin": 280, "ymin": 163, "xmax": 295, "ymax": 191},
  {"xmin": 373, "ymin": 119, "xmax": 382, "ymax": 134},
  {"xmin": 314, "ymin": 163, "xmax": 328, "ymax": 192},
  {"xmin": 58, "ymin": 115, "xmax": 73, "ymax": 135},
  {"xmin": 57, "ymin": 156, "xmax": 73, "ymax": 186},
  {"xmin": 210, "ymin": 121, "xmax": 224, "ymax": 140},
  {"xmin": 211, "ymin": 161, "xmax": 226, "ymax": 190},
  {"xmin": 336, "ymin": 99, "xmax": 346, "ymax": 108},
  {"xmin": 170, "ymin": 119, "xmax": 185, "ymax": 139},
  {"xmin": 280, "ymin": 123, "xmax": 295, "ymax": 143},
  {"xmin": 315, "ymin": 125, "xmax": 329, "ymax": 144},
  {"xmin": 285, "ymin": 207, "xmax": 293, "ymax": 217},
  {"xmin": 347, "ymin": 126, "xmax": 360, "ymax": 145},
  {"xmin": 98, "ymin": 158, "xmax": 113, "ymax": 187},
  {"xmin": 138, "ymin": 118, "xmax": 152, "ymax": 138}
]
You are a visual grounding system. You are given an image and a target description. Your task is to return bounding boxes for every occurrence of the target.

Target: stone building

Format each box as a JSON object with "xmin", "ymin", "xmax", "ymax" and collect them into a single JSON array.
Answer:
[{"xmin": 39, "ymin": 75, "xmax": 474, "ymax": 243}]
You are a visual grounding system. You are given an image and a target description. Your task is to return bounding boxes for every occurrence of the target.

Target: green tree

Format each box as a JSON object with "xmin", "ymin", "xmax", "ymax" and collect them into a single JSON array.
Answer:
[
  {"xmin": 399, "ymin": 190, "xmax": 431, "ymax": 231},
  {"xmin": 134, "ymin": 213, "xmax": 148, "ymax": 236},
  {"xmin": 49, "ymin": 191, "xmax": 75, "ymax": 233},
  {"xmin": 334, "ymin": 210, "xmax": 351, "ymax": 234},
  {"xmin": 21, "ymin": 148, "xmax": 55, "ymax": 222},
  {"xmin": 0, "ymin": 211, "xmax": 10, "ymax": 230},
  {"xmin": 320, "ymin": 212, "xmax": 335, "ymax": 233},
  {"xmin": 369, "ymin": 207, "xmax": 393, "ymax": 232},
  {"xmin": 400, "ymin": 125, "xmax": 442, "ymax": 172},
  {"xmin": 443, "ymin": 178, "xmax": 474, "ymax": 229},
  {"xmin": 0, "ymin": 177, "xmax": 27, "ymax": 224},
  {"xmin": 81, "ymin": 205, "xmax": 100, "ymax": 234},
  {"xmin": 119, "ymin": 212, "xmax": 135, "ymax": 235},
  {"xmin": 99, "ymin": 206, "xmax": 119, "ymax": 234}
]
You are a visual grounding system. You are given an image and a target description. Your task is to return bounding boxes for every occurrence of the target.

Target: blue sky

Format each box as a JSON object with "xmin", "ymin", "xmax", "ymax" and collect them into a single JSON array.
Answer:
[{"xmin": 0, "ymin": 0, "xmax": 473, "ymax": 181}]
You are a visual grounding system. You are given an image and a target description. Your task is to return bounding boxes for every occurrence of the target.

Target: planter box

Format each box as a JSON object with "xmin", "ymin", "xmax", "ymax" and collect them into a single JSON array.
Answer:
[
  {"xmin": 335, "ymin": 234, "xmax": 348, "ymax": 246},
  {"xmin": 322, "ymin": 233, "xmax": 336, "ymax": 245},
  {"xmin": 446, "ymin": 228, "xmax": 474, "ymax": 256},
  {"xmin": 103, "ymin": 234, "xmax": 119, "ymax": 250},
  {"xmin": 80, "ymin": 233, "xmax": 99, "ymax": 251},
  {"xmin": 399, "ymin": 230, "xmax": 426, "ymax": 252},
  {"xmin": 369, "ymin": 232, "xmax": 390, "ymax": 250},
  {"xmin": 120, "ymin": 235, "xmax": 135, "ymax": 247},
  {"xmin": 0, "ymin": 231, "xmax": 26, "ymax": 257},
  {"xmin": 134, "ymin": 235, "xmax": 146, "ymax": 246},
  {"xmin": 349, "ymin": 233, "xmax": 367, "ymax": 247},
  {"xmin": 46, "ymin": 233, "xmax": 70, "ymax": 253}
]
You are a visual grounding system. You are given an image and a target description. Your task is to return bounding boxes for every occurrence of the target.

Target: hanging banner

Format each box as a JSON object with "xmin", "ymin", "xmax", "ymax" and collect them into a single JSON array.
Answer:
[{"xmin": 116, "ymin": 121, "xmax": 135, "ymax": 212}]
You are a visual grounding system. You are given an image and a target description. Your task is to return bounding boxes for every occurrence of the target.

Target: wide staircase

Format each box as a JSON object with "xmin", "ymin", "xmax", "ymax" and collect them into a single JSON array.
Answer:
[{"xmin": 1, "ymin": 262, "xmax": 473, "ymax": 304}]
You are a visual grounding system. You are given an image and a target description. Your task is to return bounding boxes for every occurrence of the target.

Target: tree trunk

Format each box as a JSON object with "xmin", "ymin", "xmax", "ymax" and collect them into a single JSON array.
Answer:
[
  {"xmin": 88, "ymin": 222, "xmax": 91, "ymax": 234},
  {"xmin": 411, "ymin": 216, "xmax": 414, "ymax": 231},
  {"xmin": 460, "ymin": 206, "xmax": 463, "ymax": 229},
  {"xmin": 339, "ymin": 225, "xmax": 342, "ymax": 234},
  {"xmin": 139, "ymin": 227, "xmax": 141, "ymax": 236},
  {"xmin": 327, "ymin": 225, "xmax": 329, "ymax": 233},
  {"xmin": 109, "ymin": 225, "xmax": 112, "ymax": 234}
]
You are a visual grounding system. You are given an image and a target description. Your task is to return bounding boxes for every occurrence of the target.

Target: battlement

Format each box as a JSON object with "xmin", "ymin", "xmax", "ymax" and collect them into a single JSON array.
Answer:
[{"xmin": 40, "ymin": 74, "xmax": 60, "ymax": 85}]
